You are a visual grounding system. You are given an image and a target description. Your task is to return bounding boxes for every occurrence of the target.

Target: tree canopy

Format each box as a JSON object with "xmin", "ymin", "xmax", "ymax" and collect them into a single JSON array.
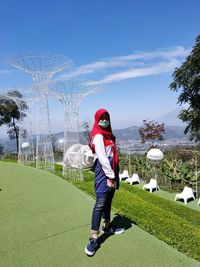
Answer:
[
  {"xmin": 170, "ymin": 35, "xmax": 200, "ymax": 142},
  {"xmin": 139, "ymin": 119, "xmax": 165, "ymax": 147},
  {"xmin": 0, "ymin": 90, "xmax": 28, "ymax": 153}
]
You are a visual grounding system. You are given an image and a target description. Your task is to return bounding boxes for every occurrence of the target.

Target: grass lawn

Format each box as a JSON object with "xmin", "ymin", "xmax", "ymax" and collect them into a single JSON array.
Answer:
[
  {"xmin": 126, "ymin": 181, "xmax": 200, "ymax": 211},
  {"xmin": 71, "ymin": 169, "xmax": 200, "ymax": 261}
]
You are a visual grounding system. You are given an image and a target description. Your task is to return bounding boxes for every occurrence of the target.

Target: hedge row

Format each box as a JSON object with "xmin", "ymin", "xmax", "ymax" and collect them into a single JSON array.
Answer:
[{"xmin": 72, "ymin": 172, "xmax": 200, "ymax": 261}]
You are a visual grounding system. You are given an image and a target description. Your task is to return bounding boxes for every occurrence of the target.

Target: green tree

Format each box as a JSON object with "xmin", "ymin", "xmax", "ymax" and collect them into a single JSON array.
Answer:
[
  {"xmin": 0, "ymin": 90, "xmax": 28, "ymax": 153},
  {"xmin": 170, "ymin": 35, "xmax": 200, "ymax": 142},
  {"xmin": 0, "ymin": 144, "xmax": 5, "ymax": 158}
]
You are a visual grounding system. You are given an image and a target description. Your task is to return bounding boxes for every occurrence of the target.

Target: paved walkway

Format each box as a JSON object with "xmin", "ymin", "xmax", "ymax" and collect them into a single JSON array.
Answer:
[{"xmin": 0, "ymin": 161, "xmax": 199, "ymax": 267}]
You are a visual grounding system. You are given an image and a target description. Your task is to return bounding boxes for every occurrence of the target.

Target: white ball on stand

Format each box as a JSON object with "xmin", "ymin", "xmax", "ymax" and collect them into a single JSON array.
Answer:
[
  {"xmin": 21, "ymin": 142, "xmax": 30, "ymax": 149},
  {"xmin": 147, "ymin": 148, "xmax": 164, "ymax": 181},
  {"xmin": 147, "ymin": 148, "xmax": 164, "ymax": 161}
]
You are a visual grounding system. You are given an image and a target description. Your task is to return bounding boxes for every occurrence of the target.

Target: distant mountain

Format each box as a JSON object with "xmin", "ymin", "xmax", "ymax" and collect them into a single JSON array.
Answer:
[
  {"xmin": 155, "ymin": 107, "xmax": 187, "ymax": 126},
  {"xmin": 0, "ymin": 139, "xmax": 17, "ymax": 153},
  {"xmin": 52, "ymin": 132, "xmax": 88, "ymax": 145},
  {"xmin": 1, "ymin": 124, "xmax": 191, "ymax": 153},
  {"xmin": 113, "ymin": 126, "xmax": 140, "ymax": 141},
  {"xmin": 1, "ymin": 132, "xmax": 88, "ymax": 153},
  {"xmin": 113, "ymin": 125, "xmax": 189, "ymax": 142},
  {"xmin": 111, "ymin": 108, "xmax": 189, "ymax": 142}
]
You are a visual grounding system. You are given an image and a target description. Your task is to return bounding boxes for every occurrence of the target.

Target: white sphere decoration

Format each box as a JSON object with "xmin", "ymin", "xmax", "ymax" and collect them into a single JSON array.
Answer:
[
  {"xmin": 147, "ymin": 148, "xmax": 164, "ymax": 161},
  {"xmin": 58, "ymin": 139, "xmax": 64, "ymax": 144},
  {"xmin": 21, "ymin": 142, "xmax": 30, "ymax": 149},
  {"xmin": 79, "ymin": 145, "xmax": 94, "ymax": 166},
  {"xmin": 64, "ymin": 144, "xmax": 94, "ymax": 168},
  {"xmin": 64, "ymin": 143, "xmax": 83, "ymax": 168},
  {"xmin": 54, "ymin": 138, "xmax": 64, "ymax": 153}
]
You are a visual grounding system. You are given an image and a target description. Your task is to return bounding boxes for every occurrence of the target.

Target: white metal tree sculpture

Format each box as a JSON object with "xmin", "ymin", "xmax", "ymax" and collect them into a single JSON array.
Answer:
[
  {"xmin": 0, "ymin": 91, "xmax": 35, "ymax": 166},
  {"xmin": 18, "ymin": 95, "xmax": 36, "ymax": 166},
  {"xmin": 8, "ymin": 51, "xmax": 73, "ymax": 172},
  {"xmin": 49, "ymin": 80, "xmax": 98, "ymax": 180}
]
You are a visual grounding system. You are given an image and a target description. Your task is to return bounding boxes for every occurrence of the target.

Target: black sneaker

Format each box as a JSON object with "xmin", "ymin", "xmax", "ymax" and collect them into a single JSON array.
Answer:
[
  {"xmin": 85, "ymin": 237, "xmax": 98, "ymax": 256},
  {"xmin": 102, "ymin": 226, "xmax": 124, "ymax": 235}
]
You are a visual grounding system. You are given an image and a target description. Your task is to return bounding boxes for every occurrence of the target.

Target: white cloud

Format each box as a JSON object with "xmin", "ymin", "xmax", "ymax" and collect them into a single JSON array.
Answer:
[
  {"xmin": 0, "ymin": 69, "xmax": 13, "ymax": 75},
  {"xmin": 59, "ymin": 46, "xmax": 190, "ymax": 83},
  {"xmin": 105, "ymin": 46, "xmax": 189, "ymax": 62},
  {"xmin": 89, "ymin": 58, "xmax": 180, "ymax": 85}
]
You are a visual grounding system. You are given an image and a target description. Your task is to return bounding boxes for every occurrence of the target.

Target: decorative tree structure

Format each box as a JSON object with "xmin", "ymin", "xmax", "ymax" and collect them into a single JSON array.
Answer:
[
  {"xmin": 18, "ymin": 95, "xmax": 36, "ymax": 166},
  {"xmin": 0, "ymin": 90, "xmax": 35, "ymax": 166},
  {"xmin": 8, "ymin": 51, "xmax": 73, "ymax": 171},
  {"xmin": 49, "ymin": 80, "xmax": 98, "ymax": 180}
]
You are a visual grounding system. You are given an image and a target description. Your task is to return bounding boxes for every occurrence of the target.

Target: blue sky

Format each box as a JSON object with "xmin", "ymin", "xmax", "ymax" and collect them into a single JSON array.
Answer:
[{"xmin": 0, "ymin": 0, "xmax": 200, "ymax": 136}]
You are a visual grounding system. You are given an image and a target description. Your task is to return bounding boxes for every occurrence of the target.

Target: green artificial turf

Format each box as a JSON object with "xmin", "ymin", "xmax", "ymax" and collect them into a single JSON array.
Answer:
[{"xmin": 0, "ymin": 161, "xmax": 199, "ymax": 267}]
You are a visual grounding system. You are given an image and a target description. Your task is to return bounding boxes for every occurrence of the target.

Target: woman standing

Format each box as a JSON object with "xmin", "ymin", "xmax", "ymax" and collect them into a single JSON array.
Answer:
[{"xmin": 85, "ymin": 109, "xmax": 124, "ymax": 256}]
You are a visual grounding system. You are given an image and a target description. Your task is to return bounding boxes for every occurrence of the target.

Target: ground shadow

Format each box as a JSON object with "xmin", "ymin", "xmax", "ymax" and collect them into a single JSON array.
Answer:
[
  {"xmin": 130, "ymin": 182, "xmax": 140, "ymax": 185},
  {"xmin": 175, "ymin": 197, "xmax": 195, "ymax": 204},
  {"xmin": 111, "ymin": 213, "xmax": 135, "ymax": 229},
  {"xmin": 145, "ymin": 188, "xmax": 159, "ymax": 193},
  {"xmin": 95, "ymin": 214, "xmax": 134, "ymax": 253},
  {"xmin": 193, "ymin": 191, "xmax": 197, "ymax": 199}
]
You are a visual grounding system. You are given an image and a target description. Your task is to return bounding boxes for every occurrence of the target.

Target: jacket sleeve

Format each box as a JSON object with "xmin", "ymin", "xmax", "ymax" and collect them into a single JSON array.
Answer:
[{"xmin": 93, "ymin": 134, "xmax": 115, "ymax": 178}]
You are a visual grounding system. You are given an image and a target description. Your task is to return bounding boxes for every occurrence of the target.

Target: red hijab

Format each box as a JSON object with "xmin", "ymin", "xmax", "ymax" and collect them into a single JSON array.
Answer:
[{"xmin": 89, "ymin": 109, "xmax": 119, "ymax": 169}]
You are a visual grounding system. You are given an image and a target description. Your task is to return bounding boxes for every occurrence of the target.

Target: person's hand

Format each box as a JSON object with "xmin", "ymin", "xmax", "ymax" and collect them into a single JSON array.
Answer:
[{"xmin": 107, "ymin": 178, "xmax": 116, "ymax": 188}]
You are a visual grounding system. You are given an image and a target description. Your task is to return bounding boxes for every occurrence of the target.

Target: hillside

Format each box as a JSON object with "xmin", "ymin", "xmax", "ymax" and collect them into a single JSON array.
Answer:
[
  {"xmin": 1, "ymin": 125, "xmax": 192, "ymax": 153},
  {"xmin": 113, "ymin": 125, "xmax": 190, "ymax": 142}
]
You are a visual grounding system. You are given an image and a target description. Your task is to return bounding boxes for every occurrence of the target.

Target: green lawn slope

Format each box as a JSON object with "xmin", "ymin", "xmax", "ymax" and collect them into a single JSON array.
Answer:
[{"xmin": 0, "ymin": 161, "xmax": 199, "ymax": 267}]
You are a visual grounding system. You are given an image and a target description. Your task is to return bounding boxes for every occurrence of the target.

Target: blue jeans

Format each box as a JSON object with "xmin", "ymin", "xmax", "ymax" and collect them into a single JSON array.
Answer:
[{"xmin": 91, "ymin": 189, "xmax": 115, "ymax": 234}]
